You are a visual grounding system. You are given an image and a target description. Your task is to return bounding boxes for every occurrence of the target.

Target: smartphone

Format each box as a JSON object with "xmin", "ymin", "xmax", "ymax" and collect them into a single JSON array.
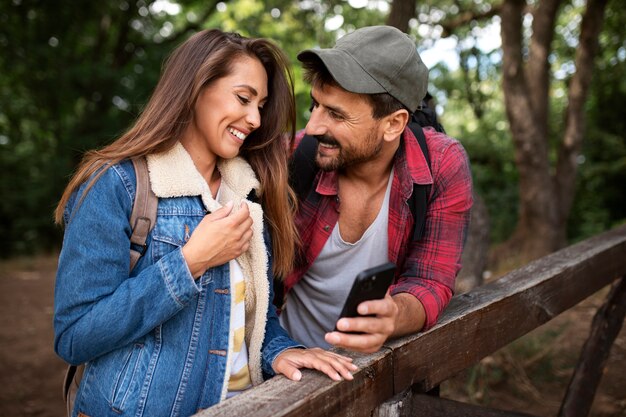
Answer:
[{"xmin": 335, "ymin": 262, "xmax": 396, "ymax": 328}]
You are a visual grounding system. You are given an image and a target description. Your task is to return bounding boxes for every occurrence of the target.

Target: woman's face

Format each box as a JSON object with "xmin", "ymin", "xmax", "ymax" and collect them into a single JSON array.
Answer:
[{"xmin": 184, "ymin": 55, "xmax": 268, "ymax": 162}]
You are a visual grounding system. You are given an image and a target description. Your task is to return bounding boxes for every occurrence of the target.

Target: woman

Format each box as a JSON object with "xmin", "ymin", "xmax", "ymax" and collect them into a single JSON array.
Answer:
[{"xmin": 54, "ymin": 29, "xmax": 356, "ymax": 417}]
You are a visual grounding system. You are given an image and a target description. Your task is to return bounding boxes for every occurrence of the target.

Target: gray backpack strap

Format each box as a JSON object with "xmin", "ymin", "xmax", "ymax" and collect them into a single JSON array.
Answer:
[{"xmin": 129, "ymin": 156, "xmax": 158, "ymax": 272}]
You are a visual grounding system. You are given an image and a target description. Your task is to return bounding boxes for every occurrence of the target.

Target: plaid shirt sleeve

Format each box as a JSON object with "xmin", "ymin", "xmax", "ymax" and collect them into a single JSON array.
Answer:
[{"xmin": 389, "ymin": 128, "xmax": 473, "ymax": 330}]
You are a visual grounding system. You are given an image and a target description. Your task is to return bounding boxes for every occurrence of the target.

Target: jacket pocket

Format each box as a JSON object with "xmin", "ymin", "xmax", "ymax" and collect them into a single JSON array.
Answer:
[
  {"xmin": 151, "ymin": 232, "xmax": 184, "ymax": 260},
  {"xmin": 109, "ymin": 343, "xmax": 144, "ymax": 412}
]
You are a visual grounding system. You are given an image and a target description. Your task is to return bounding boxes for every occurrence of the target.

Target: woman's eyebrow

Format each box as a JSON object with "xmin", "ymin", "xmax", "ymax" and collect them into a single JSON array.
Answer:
[
  {"xmin": 235, "ymin": 84, "xmax": 258, "ymax": 96},
  {"xmin": 235, "ymin": 84, "xmax": 268, "ymax": 103}
]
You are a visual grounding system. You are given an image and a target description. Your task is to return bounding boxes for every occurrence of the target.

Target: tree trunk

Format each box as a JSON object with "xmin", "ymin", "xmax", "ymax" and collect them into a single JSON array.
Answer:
[
  {"xmin": 386, "ymin": 0, "xmax": 417, "ymax": 33},
  {"xmin": 500, "ymin": 0, "xmax": 560, "ymax": 259},
  {"xmin": 498, "ymin": 0, "xmax": 610, "ymax": 261},
  {"xmin": 555, "ymin": 0, "xmax": 610, "ymax": 246},
  {"xmin": 527, "ymin": 0, "xmax": 562, "ymax": 140}
]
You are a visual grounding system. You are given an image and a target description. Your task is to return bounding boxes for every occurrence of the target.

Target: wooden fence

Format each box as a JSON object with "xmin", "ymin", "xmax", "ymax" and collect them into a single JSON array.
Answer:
[{"xmin": 196, "ymin": 224, "xmax": 626, "ymax": 417}]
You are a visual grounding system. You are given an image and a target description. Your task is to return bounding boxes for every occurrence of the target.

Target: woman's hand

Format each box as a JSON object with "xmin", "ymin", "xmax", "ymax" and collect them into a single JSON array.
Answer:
[
  {"xmin": 182, "ymin": 201, "xmax": 253, "ymax": 278},
  {"xmin": 273, "ymin": 348, "xmax": 358, "ymax": 382}
]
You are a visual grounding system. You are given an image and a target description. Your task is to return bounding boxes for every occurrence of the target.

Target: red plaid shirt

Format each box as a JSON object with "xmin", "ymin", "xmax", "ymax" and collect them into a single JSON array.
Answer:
[{"xmin": 285, "ymin": 126, "xmax": 473, "ymax": 330}]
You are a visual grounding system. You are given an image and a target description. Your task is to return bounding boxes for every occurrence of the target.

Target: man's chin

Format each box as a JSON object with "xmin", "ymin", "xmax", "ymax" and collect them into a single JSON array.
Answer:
[{"xmin": 315, "ymin": 154, "xmax": 342, "ymax": 172}]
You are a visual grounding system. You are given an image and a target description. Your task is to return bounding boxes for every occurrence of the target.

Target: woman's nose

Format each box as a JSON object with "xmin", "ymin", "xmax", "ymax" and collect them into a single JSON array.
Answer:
[{"xmin": 247, "ymin": 107, "xmax": 261, "ymax": 130}]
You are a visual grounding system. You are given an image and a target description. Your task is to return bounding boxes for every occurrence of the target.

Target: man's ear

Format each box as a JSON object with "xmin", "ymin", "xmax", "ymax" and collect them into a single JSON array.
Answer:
[{"xmin": 382, "ymin": 109, "xmax": 409, "ymax": 142}]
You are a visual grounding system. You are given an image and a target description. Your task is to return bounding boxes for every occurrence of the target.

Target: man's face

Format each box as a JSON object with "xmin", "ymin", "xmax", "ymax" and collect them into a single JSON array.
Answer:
[{"xmin": 305, "ymin": 84, "xmax": 385, "ymax": 172}]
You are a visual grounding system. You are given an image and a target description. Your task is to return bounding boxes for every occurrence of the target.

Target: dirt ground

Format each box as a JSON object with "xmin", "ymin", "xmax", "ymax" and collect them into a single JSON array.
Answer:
[
  {"xmin": 0, "ymin": 255, "xmax": 625, "ymax": 417},
  {"xmin": 0, "ymin": 256, "xmax": 67, "ymax": 417}
]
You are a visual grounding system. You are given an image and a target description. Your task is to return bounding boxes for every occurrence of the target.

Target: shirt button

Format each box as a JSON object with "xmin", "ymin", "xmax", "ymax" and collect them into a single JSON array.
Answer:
[{"xmin": 323, "ymin": 225, "xmax": 330, "ymax": 231}]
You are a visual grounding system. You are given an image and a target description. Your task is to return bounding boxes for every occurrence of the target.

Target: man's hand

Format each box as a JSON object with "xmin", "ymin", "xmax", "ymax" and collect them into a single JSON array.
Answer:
[
  {"xmin": 273, "ymin": 348, "xmax": 358, "ymax": 382},
  {"xmin": 324, "ymin": 292, "xmax": 425, "ymax": 353}
]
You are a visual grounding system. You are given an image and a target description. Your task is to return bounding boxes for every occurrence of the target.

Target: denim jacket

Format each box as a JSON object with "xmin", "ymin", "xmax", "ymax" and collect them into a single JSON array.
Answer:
[{"xmin": 54, "ymin": 143, "xmax": 301, "ymax": 417}]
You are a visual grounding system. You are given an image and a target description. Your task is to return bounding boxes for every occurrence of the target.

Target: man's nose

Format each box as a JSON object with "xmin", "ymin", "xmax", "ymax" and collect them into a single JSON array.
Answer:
[{"xmin": 305, "ymin": 107, "xmax": 327, "ymax": 136}]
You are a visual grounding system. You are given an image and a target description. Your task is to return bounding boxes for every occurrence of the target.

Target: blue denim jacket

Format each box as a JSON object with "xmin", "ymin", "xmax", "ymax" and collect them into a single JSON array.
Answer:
[{"xmin": 54, "ymin": 149, "xmax": 301, "ymax": 417}]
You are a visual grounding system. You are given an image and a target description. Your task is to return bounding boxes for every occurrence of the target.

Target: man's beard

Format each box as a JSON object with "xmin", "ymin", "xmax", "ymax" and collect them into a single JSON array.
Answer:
[{"xmin": 314, "ymin": 131, "xmax": 383, "ymax": 172}]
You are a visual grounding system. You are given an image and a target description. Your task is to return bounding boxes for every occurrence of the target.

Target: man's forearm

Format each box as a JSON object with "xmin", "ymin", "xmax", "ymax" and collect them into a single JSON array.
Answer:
[{"xmin": 391, "ymin": 293, "xmax": 426, "ymax": 337}]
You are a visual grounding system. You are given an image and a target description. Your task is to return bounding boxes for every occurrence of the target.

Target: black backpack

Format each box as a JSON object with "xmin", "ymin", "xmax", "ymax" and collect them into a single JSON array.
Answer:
[{"xmin": 289, "ymin": 99, "xmax": 445, "ymax": 243}]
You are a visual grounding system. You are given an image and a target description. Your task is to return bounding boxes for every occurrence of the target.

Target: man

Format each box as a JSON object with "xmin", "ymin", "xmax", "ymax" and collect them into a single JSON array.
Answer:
[{"xmin": 278, "ymin": 25, "xmax": 473, "ymax": 353}]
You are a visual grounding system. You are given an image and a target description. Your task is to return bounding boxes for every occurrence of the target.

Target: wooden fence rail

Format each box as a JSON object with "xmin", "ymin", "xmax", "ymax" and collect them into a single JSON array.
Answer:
[{"xmin": 196, "ymin": 224, "xmax": 626, "ymax": 417}]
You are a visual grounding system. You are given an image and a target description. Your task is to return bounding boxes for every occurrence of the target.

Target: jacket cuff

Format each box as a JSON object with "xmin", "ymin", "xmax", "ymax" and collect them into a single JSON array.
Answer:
[
  {"xmin": 261, "ymin": 336, "xmax": 305, "ymax": 378},
  {"xmin": 157, "ymin": 246, "xmax": 201, "ymax": 308}
]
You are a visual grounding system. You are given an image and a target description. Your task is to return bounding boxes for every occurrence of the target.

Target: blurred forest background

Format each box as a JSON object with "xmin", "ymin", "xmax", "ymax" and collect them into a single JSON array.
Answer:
[
  {"xmin": 0, "ymin": 0, "xmax": 625, "ymax": 415},
  {"xmin": 0, "ymin": 0, "xmax": 624, "ymax": 268}
]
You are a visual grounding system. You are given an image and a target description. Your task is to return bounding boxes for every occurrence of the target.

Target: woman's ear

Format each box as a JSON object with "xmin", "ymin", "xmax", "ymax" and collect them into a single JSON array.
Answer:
[{"xmin": 382, "ymin": 109, "xmax": 410, "ymax": 142}]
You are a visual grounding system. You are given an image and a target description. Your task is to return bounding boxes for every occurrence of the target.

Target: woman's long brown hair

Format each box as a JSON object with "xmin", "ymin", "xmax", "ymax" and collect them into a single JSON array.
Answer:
[{"xmin": 55, "ymin": 29, "xmax": 298, "ymax": 278}]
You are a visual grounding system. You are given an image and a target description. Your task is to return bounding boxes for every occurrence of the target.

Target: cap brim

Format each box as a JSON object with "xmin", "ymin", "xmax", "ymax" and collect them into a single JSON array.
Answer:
[{"xmin": 297, "ymin": 49, "xmax": 387, "ymax": 95}]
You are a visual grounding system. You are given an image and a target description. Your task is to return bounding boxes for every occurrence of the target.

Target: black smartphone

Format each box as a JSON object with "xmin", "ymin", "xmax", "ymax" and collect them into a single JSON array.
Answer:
[{"xmin": 335, "ymin": 262, "xmax": 396, "ymax": 328}]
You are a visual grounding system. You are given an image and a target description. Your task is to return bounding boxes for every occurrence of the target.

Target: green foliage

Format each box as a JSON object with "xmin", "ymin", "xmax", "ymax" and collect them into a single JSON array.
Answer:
[
  {"xmin": 0, "ymin": 0, "xmax": 387, "ymax": 256},
  {"xmin": 1, "ymin": 0, "xmax": 178, "ymax": 255},
  {"xmin": 0, "ymin": 0, "xmax": 624, "ymax": 257},
  {"xmin": 416, "ymin": 0, "xmax": 626, "ymax": 246},
  {"xmin": 566, "ymin": 1, "xmax": 626, "ymax": 241}
]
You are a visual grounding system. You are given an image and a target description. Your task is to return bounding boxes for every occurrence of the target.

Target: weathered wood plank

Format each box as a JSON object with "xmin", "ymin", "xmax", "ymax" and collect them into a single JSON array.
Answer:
[
  {"xmin": 559, "ymin": 276, "xmax": 626, "ymax": 417},
  {"xmin": 195, "ymin": 349, "xmax": 393, "ymax": 417},
  {"xmin": 374, "ymin": 390, "xmax": 539, "ymax": 417},
  {"xmin": 388, "ymin": 224, "xmax": 626, "ymax": 392}
]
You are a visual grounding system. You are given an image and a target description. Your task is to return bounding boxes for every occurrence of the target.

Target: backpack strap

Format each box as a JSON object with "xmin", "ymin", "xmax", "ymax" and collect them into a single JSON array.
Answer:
[
  {"xmin": 288, "ymin": 134, "xmax": 320, "ymax": 201},
  {"xmin": 406, "ymin": 120, "xmax": 432, "ymax": 242},
  {"xmin": 129, "ymin": 156, "xmax": 158, "ymax": 272},
  {"xmin": 63, "ymin": 364, "xmax": 82, "ymax": 417},
  {"xmin": 277, "ymin": 135, "xmax": 319, "ymax": 309}
]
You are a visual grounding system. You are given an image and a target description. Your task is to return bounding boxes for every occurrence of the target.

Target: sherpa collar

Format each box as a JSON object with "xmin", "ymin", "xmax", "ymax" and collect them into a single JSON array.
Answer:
[{"xmin": 146, "ymin": 141, "xmax": 260, "ymax": 209}]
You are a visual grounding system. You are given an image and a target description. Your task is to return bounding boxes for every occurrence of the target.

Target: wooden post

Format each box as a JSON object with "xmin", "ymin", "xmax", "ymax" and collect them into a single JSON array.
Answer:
[{"xmin": 559, "ymin": 276, "xmax": 626, "ymax": 417}]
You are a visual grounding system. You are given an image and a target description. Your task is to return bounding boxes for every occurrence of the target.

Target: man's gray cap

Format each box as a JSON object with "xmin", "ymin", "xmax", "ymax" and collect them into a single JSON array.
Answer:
[{"xmin": 297, "ymin": 25, "xmax": 429, "ymax": 112}]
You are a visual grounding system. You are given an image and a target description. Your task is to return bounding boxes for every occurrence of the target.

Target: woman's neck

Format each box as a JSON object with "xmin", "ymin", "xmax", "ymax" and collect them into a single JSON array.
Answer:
[{"xmin": 179, "ymin": 137, "xmax": 220, "ymax": 195}]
